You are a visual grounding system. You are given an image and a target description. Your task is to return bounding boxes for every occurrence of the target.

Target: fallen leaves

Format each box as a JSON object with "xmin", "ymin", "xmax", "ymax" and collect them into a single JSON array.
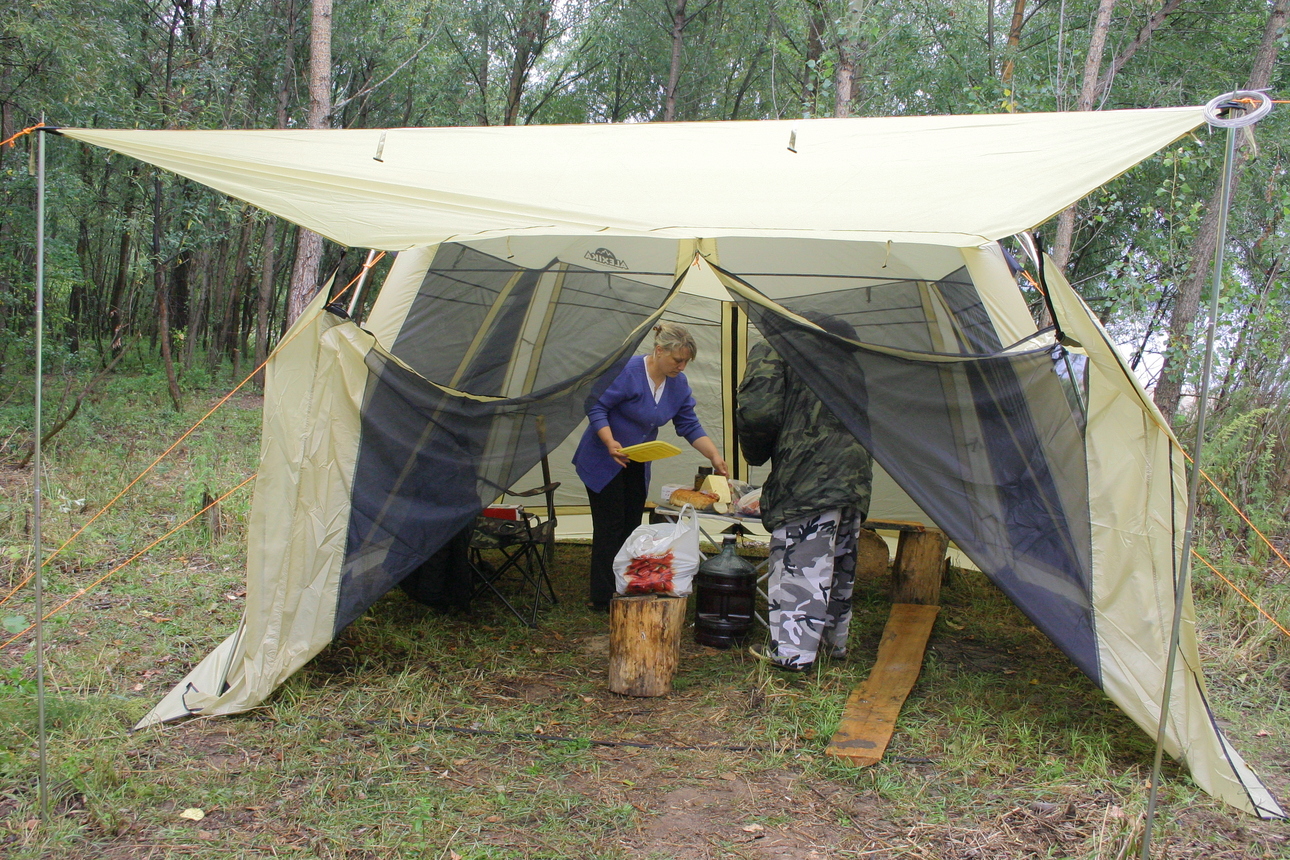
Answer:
[{"xmin": 179, "ymin": 808, "xmax": 205, "ymax": 821}]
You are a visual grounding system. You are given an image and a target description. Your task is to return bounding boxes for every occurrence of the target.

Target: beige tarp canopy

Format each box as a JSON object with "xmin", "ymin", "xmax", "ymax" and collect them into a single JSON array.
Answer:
[
  {"xmin": 63, "ymin": 108, "xmax": 1203, "ymax": 248},
  {"xmin": 57, "ymin": 108, "xmax": 1283, "ymax": 818}
]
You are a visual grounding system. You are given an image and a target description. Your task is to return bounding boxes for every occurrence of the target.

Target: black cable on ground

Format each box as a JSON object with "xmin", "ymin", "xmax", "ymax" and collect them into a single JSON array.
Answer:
[{"xmin": 298, "ymin": 713, "xmax": 935, "ymax": 763}]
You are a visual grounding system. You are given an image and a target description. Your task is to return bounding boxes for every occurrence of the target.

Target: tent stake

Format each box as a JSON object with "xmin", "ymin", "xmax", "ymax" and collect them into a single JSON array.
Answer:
[
  {"xmin": 1140, "ymin": 91, "xmax": 1269, "ymax": 857},
  {"xmin": 33, "ymin": 119, "xmax": 49, "ymax": 821}
]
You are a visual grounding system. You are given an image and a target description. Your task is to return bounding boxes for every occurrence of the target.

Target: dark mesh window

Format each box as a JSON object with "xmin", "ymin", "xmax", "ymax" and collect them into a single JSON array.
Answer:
[
  {"xmin": 725, "ymin": 268, "xmax": 1097, "ymax": 683},
  {"xmin": 767, "ymin": 267, "xmax": 1000, "ymax": 355},
  {"xmin": 390, "ymin": 244, "xmax": 672, "ymax": 396},
  {"xmin": 336, "ymin": 247, "xmax": 677, "ymax": 634}
]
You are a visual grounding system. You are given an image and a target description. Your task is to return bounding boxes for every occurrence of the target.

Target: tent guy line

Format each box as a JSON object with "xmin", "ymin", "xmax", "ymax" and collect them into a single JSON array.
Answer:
[
  {"xmin": 1, "ymin": 474, "xmax": 257, "ymax": 653},
  {"xmin": 1192, "ymin": 550, "xmax": 1290, "ymax": 640},
  {"xmin": 0, "ymin": 254, "xmax": 384, "ymax": 613}
]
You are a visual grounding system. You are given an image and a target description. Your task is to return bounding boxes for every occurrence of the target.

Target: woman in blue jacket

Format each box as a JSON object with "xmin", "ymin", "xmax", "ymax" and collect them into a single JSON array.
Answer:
[{"xmin": 573, "ymin": 323, "xmax": 728, "ymax": 610}]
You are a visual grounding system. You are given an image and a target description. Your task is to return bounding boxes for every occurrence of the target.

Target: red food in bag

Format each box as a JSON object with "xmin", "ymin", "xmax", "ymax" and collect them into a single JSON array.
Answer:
[{"xmin": 623, "ymin": 550, "xmax": 675, "ymax": 594}]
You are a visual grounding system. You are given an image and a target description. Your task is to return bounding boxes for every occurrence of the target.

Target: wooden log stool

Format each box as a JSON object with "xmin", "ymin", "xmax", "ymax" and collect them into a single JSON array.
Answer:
[{"xmin": 608, "ymin": 594, "xmax": 687, "ymax": 697}]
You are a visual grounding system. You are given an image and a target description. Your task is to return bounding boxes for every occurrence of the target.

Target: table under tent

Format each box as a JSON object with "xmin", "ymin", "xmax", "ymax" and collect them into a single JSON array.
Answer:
[{"xmin": 58, "ymin": 108, "xmax": 1282, "ymax": 818}]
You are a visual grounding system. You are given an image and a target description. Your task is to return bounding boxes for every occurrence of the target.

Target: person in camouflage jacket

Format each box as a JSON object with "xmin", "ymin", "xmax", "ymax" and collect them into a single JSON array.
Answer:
[{"xmin": 736, "ymin": 319, "xmax": 873, "ymax": 670}]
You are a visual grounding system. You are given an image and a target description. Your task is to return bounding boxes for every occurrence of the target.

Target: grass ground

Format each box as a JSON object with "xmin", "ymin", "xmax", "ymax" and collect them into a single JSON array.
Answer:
[{"xmin": 0, "ymin": 369, "xmax": 1287, "ymax": 858}]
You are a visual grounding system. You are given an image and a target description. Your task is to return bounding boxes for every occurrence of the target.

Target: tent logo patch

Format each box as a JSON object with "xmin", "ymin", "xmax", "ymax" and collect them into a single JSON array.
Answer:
[{"xmin": 585, "ymin": 248, "xmax": 628, "ymax": 270}]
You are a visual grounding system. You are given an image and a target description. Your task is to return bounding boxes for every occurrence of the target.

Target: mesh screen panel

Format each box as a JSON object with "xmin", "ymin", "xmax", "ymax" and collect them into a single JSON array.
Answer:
[
  {"xmin": 335, "ymin": 246, "xmax": 675, "ymax": 633},
  {"xmin": 727, "ymin": 269, "xmax": 1097, "ymax": 683},
  {"xmin": 391, "ymin": 244, "xmax": 672, "ymax": 394}
]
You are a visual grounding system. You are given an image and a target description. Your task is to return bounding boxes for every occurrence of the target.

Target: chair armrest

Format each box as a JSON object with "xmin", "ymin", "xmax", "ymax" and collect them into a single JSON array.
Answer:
[{"xmin": 510, "ymin": 482, "xmax": 561, "ymax": 498}]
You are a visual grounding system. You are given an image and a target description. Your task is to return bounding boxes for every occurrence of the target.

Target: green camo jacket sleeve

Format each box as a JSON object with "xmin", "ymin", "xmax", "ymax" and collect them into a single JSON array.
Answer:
[{"xmin": 735, "ymin": 341, "xmax": 784, "ymax": 467}]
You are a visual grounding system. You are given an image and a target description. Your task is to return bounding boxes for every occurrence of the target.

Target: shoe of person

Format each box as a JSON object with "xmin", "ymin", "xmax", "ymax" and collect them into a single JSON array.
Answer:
[
  {"xmin": 820, "ymin": 643, "xmax": 848, "ymax": 662},
  {"xmin": 748, "ymin": 644, "xmax": 812, "ymax": 673}
]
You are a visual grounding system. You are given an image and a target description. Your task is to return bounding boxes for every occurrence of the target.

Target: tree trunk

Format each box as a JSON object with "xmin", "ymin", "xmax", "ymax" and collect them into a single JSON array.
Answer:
[
  {"xmin": 1218, "ymin": 251, "xmax": 1282, "ymax": 409},
  {"xmin": 987, "ymin": 0, "xmax": 995, "ymax": 78},
  {"xmin": 257, "ymin": 1, "xmax": 295, "ymax": 384},
  {"xmin": 255, "ymin": 218, "xmax": 278, "ymax": 387},
  {"xmin": 184, "ymin": 246, "xmax": 210, "ymax": 369},
  {"xmin": 153, "ymin": 175, "xmax": 182, "ymax": 412},
  {"xmin": 1050, "ymin": 0, "xmax": 1118, "ymax": 272},
  {"xmin": 664, "ymin": 0, "xmax": 687, "ymax": 121},
  {"xmin": 503, "ymin": 2, "xmax": 551, "ymax": 126},
  {"xmin": 999, "ymin": 0, "xmax": 1026, "ymax": 112},
  {"xmin": 108, "ymin": 223, "xmax": 132, "ymax": 358},
  {"xmin": 1094, "ymin": 0, "xmax": 1184, "ymax": 101},
  {"xmin": 286, "ymin": 0, "xmax": 332, "ymax": 326},
  {"xmin": 1153, "ymin": 0, "xmax": 1289, "ymax": 422},
  {"xmin": 832, "ymin": 3, "xmax": 869, "ymax": 118},
  {"xmin": 804, "ymin": 1, "xmax": 826, "ymax": 117}
]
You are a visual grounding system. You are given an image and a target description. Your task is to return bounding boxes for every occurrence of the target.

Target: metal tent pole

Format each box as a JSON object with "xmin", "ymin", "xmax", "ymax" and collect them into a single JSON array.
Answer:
[
  {"xmin": 1140, "ymin": 90, "xmax": 1273, "ymax": 859},
  {"xmin": 347, "ymin": 248, "xmax": 379, "ymax": 320},
  {"xmin": 33, "ymin": 121, "xmax": 49, "ymax": 821}
]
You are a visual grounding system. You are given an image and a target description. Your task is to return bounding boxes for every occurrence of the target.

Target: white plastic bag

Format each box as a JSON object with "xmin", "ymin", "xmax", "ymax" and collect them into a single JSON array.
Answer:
[
  {"xmin": 612, "ymin": 504, "xmax": 701, "ymax": 597},
  {"xmin": 734, "ymin": 487, "xmax": 762, "ymax": 517}
]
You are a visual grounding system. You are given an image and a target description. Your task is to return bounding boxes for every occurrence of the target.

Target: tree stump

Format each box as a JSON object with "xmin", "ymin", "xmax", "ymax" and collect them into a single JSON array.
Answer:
[
  {"xmin": 855, "ymin": 528, "xmax": 890, "ymax": 579},
  {"xmin": 890, "ymin": 528, "xmax": 949, "ymax": 605},
  {"xmin": 608, "ymin": 594, "xmax": 687, "ymax": 697}
]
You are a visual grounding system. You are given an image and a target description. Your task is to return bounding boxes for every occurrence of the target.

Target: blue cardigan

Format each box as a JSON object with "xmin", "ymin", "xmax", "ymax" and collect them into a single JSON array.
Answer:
[{"xmin": 573, "ymin": 355, "xmax": 708, "ymax": 493}]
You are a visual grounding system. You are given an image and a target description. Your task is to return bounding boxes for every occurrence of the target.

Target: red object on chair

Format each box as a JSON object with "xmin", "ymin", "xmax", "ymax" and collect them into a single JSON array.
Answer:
[{"xmin": 482, "ymin": 505, "xmax": 524, "ymax": 521}]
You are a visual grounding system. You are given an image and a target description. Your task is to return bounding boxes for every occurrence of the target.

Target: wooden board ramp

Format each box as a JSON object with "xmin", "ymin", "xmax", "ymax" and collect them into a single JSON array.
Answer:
[{"xmin": 825, "ymin": 602, "xmax": 940, "ymax": 766}]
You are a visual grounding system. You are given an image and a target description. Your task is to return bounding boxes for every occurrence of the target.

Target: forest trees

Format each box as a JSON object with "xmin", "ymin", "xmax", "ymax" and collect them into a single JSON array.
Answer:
[{"xmin": 0, "ymin": 0, "xmax": 1284, "ymax": 482}]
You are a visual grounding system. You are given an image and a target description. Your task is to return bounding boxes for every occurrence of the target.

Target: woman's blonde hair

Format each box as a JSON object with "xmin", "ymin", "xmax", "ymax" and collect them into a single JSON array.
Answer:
[{"xmin": 653, "ymin": 322, "xmax": 697, "ymax": 359}]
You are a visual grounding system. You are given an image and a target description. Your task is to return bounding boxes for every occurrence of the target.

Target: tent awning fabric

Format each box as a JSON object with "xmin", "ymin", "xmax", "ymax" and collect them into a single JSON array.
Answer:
[{"xmin": 60, "ymin": 108, "xmax": 1203, "ymax": 250}]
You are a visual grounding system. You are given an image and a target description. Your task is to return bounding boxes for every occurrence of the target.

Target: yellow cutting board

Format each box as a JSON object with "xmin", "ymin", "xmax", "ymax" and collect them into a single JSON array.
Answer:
[{"xmin": 620, "ymin": 440, "xmax": 682, "ymax": 462}]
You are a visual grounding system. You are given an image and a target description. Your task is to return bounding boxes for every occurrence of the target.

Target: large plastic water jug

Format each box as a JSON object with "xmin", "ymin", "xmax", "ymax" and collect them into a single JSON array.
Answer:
[{"xmin": 693, "ymin": 535, "xmax": 756, "ymax": 648}]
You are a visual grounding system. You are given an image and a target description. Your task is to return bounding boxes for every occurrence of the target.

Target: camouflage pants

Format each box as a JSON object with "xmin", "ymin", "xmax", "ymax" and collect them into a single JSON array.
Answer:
[{"xmin": 767, "ymin": 508, "xmax": 860, "ymax": 668}]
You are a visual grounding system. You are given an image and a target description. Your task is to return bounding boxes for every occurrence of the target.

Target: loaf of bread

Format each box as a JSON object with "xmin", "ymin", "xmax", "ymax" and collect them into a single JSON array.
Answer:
[{"xmin": 668, "ymin": 488, "xmax": 719, "ymax": 511}]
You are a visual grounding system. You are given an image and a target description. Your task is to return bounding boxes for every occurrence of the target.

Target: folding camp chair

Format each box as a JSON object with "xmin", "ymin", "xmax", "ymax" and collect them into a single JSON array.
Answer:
[{"xmin": 468, "ymin": 475, "xmax": 560, "ymax": 627}]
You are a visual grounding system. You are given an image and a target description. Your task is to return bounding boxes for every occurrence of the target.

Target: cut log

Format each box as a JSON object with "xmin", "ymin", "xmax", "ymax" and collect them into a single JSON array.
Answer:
[
  {"xmin": 890, "ymin": 528, "xmax": 948, "ymax": 605},
  {"xmin": 855, "ymin": 528, "xmax": 890, "ymax": 579},
  {"xmin": 825, "ymin": 602, "xmax": 939, "ymax": 766},
  {"xmin": 609, "ymin": 594, "xmax": 687, "ymax": 697}
]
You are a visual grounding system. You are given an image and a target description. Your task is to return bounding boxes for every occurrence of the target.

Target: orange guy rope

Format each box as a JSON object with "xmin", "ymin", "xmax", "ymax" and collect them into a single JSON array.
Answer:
[
  {"xmin": 1192, "ymin": 549, "xmax": 1290, "ymax": 641},
  {"xmin": 1174, "ymin": 444, "xmax": 1290, "ymax": 576},
  {"xmin": 1, "ymin": 474, "xmax": 256, "ymax": 652},
  {"xmin": 0, "ymin": 123, "xmax": 45, "ymax": 149},
  {"xmin": 1197, "ymin": 469, "xmax": 1290, "ymax": 575},
  {"xmin": 0, "ymin": 252, "xmax": 385, "ymax": 611}
]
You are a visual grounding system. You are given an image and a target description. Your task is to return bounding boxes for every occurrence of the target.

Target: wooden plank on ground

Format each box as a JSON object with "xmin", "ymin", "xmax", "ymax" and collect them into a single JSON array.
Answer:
[{"xmin": 825, "ymin": 603, "xmax": 940, "ymax": 767}]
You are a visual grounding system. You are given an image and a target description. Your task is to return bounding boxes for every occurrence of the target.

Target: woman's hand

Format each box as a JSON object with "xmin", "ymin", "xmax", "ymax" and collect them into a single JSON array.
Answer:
[
  {"xmin": 709, "ymin": 453, "xmax": 729, "ymax": 477},
  {"xmin": 690, "ymin": 436, "xmax": 728, "ymax": 477},
  {"xmin": 607, "ymin": 440, "xmax": 630, "ymax": 467},
  {"xmin": 597, "ymin": 427, "xmax": 630, "ymax": 467}
]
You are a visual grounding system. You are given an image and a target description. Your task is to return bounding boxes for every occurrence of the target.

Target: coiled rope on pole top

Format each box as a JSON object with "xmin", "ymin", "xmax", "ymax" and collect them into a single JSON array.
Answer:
[{"xmin": 1204, "ymin": 90, "xmax": 1276, "ymax": 127}]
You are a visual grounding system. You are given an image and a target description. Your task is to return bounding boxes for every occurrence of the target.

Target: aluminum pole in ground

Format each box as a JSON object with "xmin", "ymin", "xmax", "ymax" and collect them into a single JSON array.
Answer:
[
  {"xmin": 33, "ymin": 121, "xmax": 49, "ymax": 821},
  {"xmin": 1140, "ymin": 89, "xmax": 1268, "ymax": 856}
]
